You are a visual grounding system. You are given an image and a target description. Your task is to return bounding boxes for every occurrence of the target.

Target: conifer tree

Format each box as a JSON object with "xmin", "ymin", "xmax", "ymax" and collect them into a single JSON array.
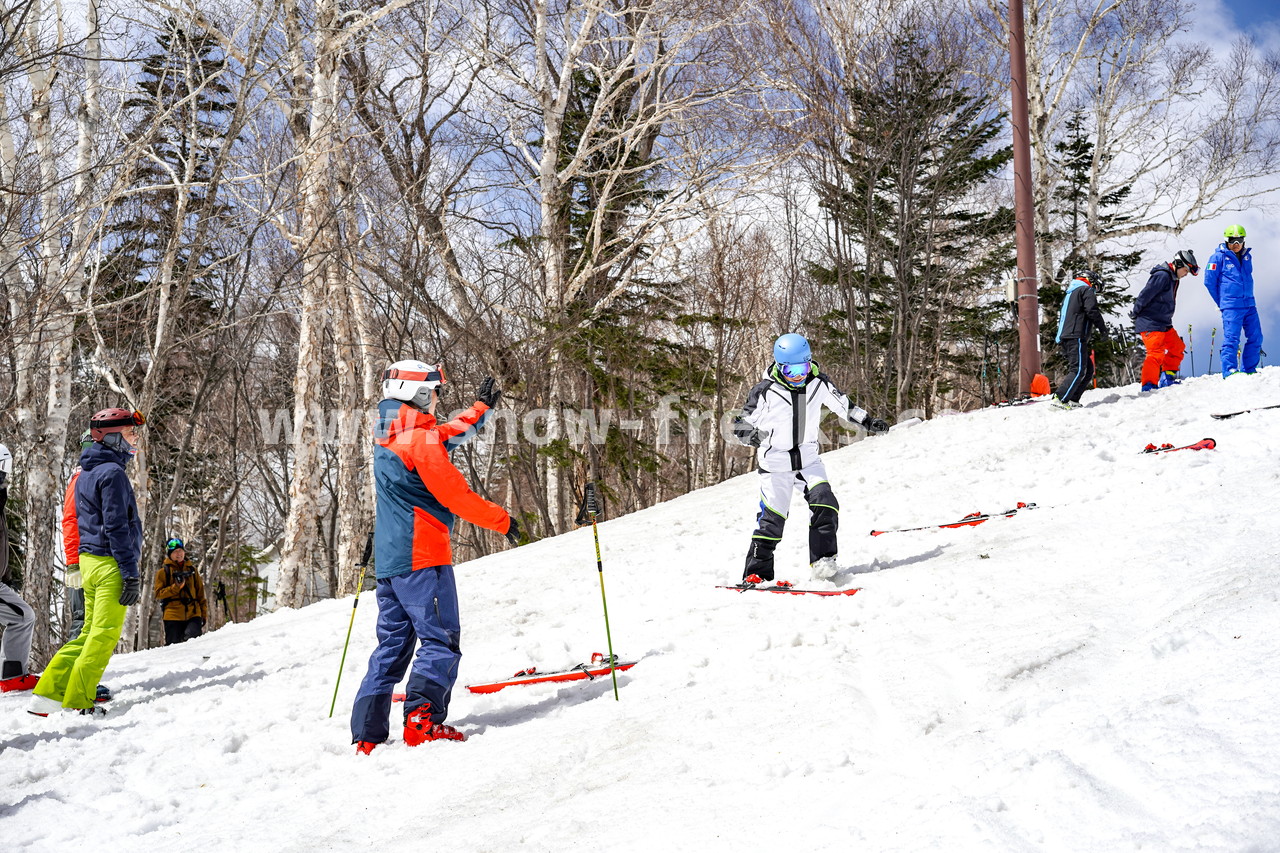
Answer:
[
  {"xmin": 812, "ymin": 25, "xmax": 1013, "ymax": 415},
  {"xmin": 1039, "ymin": 114, "xmax": 1142, "ymax": 387}
]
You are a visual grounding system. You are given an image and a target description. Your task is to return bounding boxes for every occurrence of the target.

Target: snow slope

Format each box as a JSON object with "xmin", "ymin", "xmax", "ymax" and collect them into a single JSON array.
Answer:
[{"xmin": 4, "ymin": 371, "xmax": 1280, "ymax": 852}]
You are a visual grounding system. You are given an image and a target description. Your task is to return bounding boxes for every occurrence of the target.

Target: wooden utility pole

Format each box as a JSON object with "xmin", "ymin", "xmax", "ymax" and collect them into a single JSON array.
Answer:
[{"xmin": 1009, "ymin": 0, "xmax": 1041, "ymax": 393}]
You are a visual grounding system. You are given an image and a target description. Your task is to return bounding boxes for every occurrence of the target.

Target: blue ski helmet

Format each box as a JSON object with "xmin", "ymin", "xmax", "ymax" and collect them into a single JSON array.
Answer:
[{"xmin": 773, "ymin": 333, "xmax": 811, "ymax": 365}]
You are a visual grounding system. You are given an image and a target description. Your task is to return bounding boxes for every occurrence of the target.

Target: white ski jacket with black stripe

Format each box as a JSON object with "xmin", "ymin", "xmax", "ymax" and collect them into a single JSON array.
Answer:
[{"xmin": 738, "ymin": 366, "xmax": 869, "ymax": 473}]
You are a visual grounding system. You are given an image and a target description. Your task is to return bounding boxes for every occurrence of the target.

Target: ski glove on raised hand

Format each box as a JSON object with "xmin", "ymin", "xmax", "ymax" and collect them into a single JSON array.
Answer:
[
  {"xmin": 863, "ymin": 416, "xmax": 890, "ymax": 434},
  {"xmin": 119, "ymin": 577, "xmax": 140, "ymax": 606},
  {"xmin": 731, "ymin": 416, "xmax": 766, "ymax": 447},
  {"xmin": 505, "ymin": 517, "xmax": 521, "ymax": 546},
  {"xmin": 477, "ymin": 377, "xmax": 501, "ymax": 408}
]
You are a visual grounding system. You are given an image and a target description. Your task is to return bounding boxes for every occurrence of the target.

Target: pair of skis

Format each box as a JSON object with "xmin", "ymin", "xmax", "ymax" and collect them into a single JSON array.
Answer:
[
  {"xmin": 716, "ymin": 579, "xmax": 861, "ymax": 597},
  {"xmin": 1141, "ymin": 437, "xmax": 1216, "ymax": 454},
  {"xmin": 466, "ymin": 653, "xmax": 638, "ymax": 694},
  {"xmin": 870, "ymin": 501, "xmax": 1037, "ymax": 536}
]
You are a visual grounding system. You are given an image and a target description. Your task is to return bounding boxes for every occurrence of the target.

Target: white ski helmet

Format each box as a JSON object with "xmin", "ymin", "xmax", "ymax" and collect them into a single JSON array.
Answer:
[
  {"xmin": 0, "ymin": 443, "xmax": 10, "ymax": 487},
  {"xmin": 381, "ymin": 360, "xmax": 447, "ymax": 402}
]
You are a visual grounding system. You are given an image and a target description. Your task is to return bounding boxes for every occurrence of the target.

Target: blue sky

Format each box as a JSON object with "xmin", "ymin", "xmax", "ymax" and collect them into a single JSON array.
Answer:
[{"xmin": 1226, "ymin": 0, "xmax": 1280, "ymax": 30}]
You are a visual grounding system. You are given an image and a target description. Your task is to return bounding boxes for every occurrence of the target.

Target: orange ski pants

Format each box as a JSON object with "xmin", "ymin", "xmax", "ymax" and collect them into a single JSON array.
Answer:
[{"xmin": 1140, "ymin": 329, "xmax": 1185, "ymax": 386}]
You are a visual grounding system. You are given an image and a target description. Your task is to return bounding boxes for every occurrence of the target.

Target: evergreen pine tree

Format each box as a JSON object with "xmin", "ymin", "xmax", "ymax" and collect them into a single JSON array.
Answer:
[
  {"xmin": 812, "ymin": 29, "xmax": 1014, "ymax": 415},
  {"xmin": 97, "ymin": 17, "xmax": 235, "ymax": 343},
  {"xmin": 1039, "ymin": 113, "xmax": 1143, "ymax": 386}
]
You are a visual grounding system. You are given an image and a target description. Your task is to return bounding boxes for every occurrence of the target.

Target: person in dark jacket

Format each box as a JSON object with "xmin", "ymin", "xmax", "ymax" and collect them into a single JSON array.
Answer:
[
  {"xmin": 1131, "ymin": 250, "xmax": 1197, "ymax": 392},
  {"xmin": 154, "ymin": 538, "xmax": 208, "ymax": 645},
  {"xmin": 30, "ymin": 408, "xmax": 145, "ymax": 717},
  {"xmin": 1053, "ymin": 271, "xmax": 1109, "ymax": 409},
  {"xmin": 351, "ymin": 362, "xmax": 518, "ymax": 754},
  {"xmin": 0, "ymin": 443, "xmax": 40, "ymax": 693}
]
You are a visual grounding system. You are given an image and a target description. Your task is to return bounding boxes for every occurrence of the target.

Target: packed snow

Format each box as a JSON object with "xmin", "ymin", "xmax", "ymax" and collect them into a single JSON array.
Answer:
[{"xmin": 4, "ymin": 370, "xmax": 1280, "ymax": 851}]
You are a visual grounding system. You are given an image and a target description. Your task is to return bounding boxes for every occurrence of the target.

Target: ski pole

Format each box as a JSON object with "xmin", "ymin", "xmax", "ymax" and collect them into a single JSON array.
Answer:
[
  {"xmin": 581, "ymin": 483, "xmax": 620, "ymax": 701},
  {"xmin": 1208, "ymin": 327, "xmax": 1216, "ymax": 375},
  {"xmin": 329, "ymin": 532, "xmax": 375, "ymax": 718},
  {"xmin": 1187, "ymin": 324, "xmax": 1194, "ymax": 376}
]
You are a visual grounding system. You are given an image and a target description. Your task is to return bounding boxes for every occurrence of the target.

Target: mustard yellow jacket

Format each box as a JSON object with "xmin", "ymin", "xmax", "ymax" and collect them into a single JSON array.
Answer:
[{"xmin": 154, "ymin": 558, "xmax": 208, "ymax": 622}]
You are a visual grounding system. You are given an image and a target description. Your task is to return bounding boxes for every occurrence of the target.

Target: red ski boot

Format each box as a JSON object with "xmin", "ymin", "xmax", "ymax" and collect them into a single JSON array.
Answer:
[
  {"xmin": 0, "ymin": 673, "xmax": 40, "ymax": 693},
  {"xmin": 404, "ymin": 704, "xmax": 466, "ymax": 745},
  {"xmin": 355, "ymin": 741, "xmax": 378, "ymax": 755}
]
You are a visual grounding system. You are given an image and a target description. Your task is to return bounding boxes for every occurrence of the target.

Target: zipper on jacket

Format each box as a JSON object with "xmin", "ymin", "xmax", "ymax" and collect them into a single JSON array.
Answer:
[{"xmin": 789, "ymin": 387, "xmax": 804, "ymax": 471}]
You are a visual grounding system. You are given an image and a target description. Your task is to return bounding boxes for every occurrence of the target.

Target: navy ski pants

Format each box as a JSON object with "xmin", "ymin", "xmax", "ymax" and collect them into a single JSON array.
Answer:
[
  {"xmin": 350, "ymin": 565, "xmax": 461, "ymax": 744},
  {"xmin": 1057, "ymin": 338, "xmax": 1094, "ymax": 404}
]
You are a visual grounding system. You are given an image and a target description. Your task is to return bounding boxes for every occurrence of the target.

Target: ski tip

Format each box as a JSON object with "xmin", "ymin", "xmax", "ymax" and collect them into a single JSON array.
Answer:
[
  {"xmin": 1202, "ymin": 437, "xmax": 1216, "ymax": 449},
  {"xmin": 869, "ymin": 530, "xmax": 884, "ymax": 536}
]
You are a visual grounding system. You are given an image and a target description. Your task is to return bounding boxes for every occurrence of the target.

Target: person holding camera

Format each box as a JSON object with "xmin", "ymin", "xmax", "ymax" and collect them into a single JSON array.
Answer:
[{"xmin": 154, "ymin": 537, "xmax": 207, "ymax": 645}]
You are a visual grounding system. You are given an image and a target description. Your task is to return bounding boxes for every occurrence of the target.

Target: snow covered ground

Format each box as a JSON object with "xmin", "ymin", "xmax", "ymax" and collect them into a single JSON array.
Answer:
[{"xmin": 4, "ymin": 370, "xmax": 1280, "ymax": 852}]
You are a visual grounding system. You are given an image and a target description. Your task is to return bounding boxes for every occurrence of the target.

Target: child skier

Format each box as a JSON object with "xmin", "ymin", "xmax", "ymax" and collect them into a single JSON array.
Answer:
[{"xmin": 731, "ymin": 333, "xmax": 888, "ymax": 581}]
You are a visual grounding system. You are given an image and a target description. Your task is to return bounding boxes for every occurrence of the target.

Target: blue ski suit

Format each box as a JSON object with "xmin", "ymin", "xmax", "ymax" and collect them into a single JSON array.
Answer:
[
  {"xmin": 350, "ymin": 399, "xmax": 512, "ymax": 745},
  {"xmin": 1204, "ymin": 242, "xmax": 1263, "ymax": 374}
]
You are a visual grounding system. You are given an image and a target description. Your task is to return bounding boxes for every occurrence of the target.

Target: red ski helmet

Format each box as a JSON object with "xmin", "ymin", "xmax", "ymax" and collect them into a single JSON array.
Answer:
[{"xmin": 89, "ymin": 408, "xmax": 146, "ymax": 442}]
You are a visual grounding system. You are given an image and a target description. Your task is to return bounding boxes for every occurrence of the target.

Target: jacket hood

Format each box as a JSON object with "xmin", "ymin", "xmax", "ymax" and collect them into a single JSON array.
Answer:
[{"xmin": 79, "ymin": 440, "xmax": 132, "ymax": 471}]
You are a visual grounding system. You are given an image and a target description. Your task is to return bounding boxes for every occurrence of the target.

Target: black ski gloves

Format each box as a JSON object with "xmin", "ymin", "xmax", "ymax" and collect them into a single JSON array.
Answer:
[
  {"xmin": 863, "ymin": 416, "xmax": 890, "ymax": 435},
  {"xmin": 477, "ymin": 376, "xmax": 501, "ymax": 408},
  {"xmin": 119, "ymin": 578, "xmax": 141, "ymax": 606},
  {"xmin": 505, "ymin": 517, "xmax": 521, "ymax": 547},
  {"xmin": 731, "ymin": 416, "xmax": 765, "ymax": 447}
]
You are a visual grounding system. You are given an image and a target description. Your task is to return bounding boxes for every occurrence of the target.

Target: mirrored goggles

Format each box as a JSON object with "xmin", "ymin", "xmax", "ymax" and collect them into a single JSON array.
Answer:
[{"xmin": 779, "ymin": 361, "xmax": 810, "ymax": 380}]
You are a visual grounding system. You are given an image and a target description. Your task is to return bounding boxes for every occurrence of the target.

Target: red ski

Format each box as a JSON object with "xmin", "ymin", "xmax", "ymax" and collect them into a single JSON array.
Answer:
[
  {"xmin": 716, "ymin": 580, "xmax": 861, "ymax": 596},
  {"xmin": 465, "ymin": 654, "xmax": 637, "ymax": 694},
  {"xmin": 1141, "ymin": 437, "xmax": 1215, "ymax": 454},
  {"xmin": 870, "ymin": 502, "xmax": 1036, "ymax": 536}
]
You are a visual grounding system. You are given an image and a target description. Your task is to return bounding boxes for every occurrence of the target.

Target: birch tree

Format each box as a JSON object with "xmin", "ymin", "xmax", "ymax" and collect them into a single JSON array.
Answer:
[
  {"xmin": 2, "ymin": 0, "xmax": 105, "ymax": 664},
  {"xmin": 491, "ymin": 0, "xmax": 778, "ymax": 530}
]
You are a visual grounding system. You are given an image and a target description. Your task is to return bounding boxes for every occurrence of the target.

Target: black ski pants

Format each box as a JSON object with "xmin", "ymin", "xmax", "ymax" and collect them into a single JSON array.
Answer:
[{"xmin": 743, "ymin": 464, "xmax": 839, "ymax": 581}]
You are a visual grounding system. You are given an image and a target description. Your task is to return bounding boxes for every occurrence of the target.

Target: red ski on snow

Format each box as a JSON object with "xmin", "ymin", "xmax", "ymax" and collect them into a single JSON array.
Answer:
[
  {"xmin": 1141, "ymin": 438, "xmax": 1215, "ymax": 454},
  {"xmin": 465, "ymin": 654, "xmax": 637, "ymax": 694},
  {"xmin": 716, "ymin": 580, "xmax": 861, "ymax": 596},
  {"xmin": 870, "ymin": 502, "xmax": 1037, "ymax": 536}
]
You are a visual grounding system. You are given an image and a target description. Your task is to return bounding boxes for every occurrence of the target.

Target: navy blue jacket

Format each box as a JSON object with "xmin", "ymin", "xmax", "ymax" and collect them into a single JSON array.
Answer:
[
  {"xmin": 75, "ymin": 442, "xmax": 143, "ymax": 579},
  {"xmin": 1131, "ymin": 263, "xmax": 1179, "ymax": 333}
]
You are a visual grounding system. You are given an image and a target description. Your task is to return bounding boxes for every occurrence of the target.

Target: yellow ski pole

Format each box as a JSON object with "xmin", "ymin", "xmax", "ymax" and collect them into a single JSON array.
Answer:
[
  {"xmin": 328, "ymin": 532, "xmax": 374, "ymax": 718},
  {"xmin": 579, "ymin": 483, "xmax": 620, "ymax": 700}
]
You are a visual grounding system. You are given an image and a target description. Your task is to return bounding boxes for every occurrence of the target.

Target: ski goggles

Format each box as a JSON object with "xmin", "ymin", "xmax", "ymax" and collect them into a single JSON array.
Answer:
[
  {"xmin": 382, "ymin": 364, "xmax": 447, "ymax": 386},
  {"xmin": 166, "ymin": 538, "xmax": 184, "ymax": 552},
  {"xmin": 779, "ymin": 361, "xmax": 810, "ymax": 382},
  {"xmin": 1226, "ymin": 237, "xmax": 1244, "ymax": 245}
]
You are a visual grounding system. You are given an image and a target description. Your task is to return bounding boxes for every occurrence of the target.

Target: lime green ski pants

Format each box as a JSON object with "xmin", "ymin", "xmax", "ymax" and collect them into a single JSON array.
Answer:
[{"xmin": 34, "ymin": 554, "xmax": 126, "ymax": 709}]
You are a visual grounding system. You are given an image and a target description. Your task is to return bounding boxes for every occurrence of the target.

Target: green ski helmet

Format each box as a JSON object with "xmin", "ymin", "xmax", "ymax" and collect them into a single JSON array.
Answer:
[{"xmin": 1224, "ymin": 224, "xmax": 1246, "ymax": 242}]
